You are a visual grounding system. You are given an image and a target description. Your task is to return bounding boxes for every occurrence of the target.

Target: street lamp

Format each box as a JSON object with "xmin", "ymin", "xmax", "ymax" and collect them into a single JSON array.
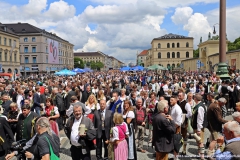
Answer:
[
  {"xmin": 216, "ymin": 0, "xmax": 229, "ymax": 79},
  {"xmin": 213, "ymin": 23, "xmax": 219, "ymax": 35}
]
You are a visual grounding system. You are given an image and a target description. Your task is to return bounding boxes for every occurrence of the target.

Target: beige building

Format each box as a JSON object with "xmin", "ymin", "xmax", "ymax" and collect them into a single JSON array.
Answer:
[
  {"xmin": 0, "ymin": 23, "xmax": 20, "ymax": 74},
  {"xmin": 74, "ymin": 51, "xmax": 124, "ymax": 70},
  {"xmin": 182, "ymin": 35, "xmax": 230, "ymax": 72},
  {"xmin": 137, "ymin": 50, "xmax": 148, "ymax": 67},
  {"xmin": 146, "ymin": 33, "xmax": 194, "ymax": 69},
  {"xmin": 4, "ymin": 23, "xmax": 74, "ymax": 75}
]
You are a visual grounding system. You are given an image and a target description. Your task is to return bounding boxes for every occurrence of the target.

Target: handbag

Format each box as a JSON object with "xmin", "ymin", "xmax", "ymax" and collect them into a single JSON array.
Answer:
[
  {"xmin": 173, "ymin": 127, "xmax": 183, "ymax": 153},
  {"xmin": 45, "ymin": 136, "xmax": 60, "ymax": 160},
  {"xmin": 107, "ymin": 142, "xmax": 114, "ymax": 160}
]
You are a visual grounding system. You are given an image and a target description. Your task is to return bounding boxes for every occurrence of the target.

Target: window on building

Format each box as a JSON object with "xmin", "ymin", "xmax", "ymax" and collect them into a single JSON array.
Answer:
[
  {"xmin": 172, "ymin": 52, "xmax": 175, "ymax": 58},
  {"xmin": 167, "ymin": 64, "xmax": 170, "ymax": 69},
  {"xmin": 9, "ymin": 39, "xmax": 12, "ymax": 46},
  {"xmin": 167, "ymin": 52, "xmax": 170, "ymax": 58},
  {"xmin": 46, "ymin": 56, "xmax": 48, "ymax": 63},
  {"xmin": 177, "ymin": 52, "xmax": 180, "ymax": 58},
  {"xmin": 32, "ymin": 37, "xmax": 36, "ymax": 42},
  {"xmin": 177, "ymin": 43, "xmax": 180, "ymax": 48},
  {"xmin": 0, "ymin": 51, "xmax": 2, "ymax": 61},
  {"xmin": 172, "ymin": 43, "xmax": 175, "ymax": 48},
  {"xmin": 46, "ymin": 47, "xmax": 48, "ymax": 53},
  {"xmin": 14, "ymin": 54, "xmax": 17, "ymax": 62},
  {"xmin": 158, "ymin": 43, "xmax": 161, "ymax": 48},
  {"xmin": 0, "ymin": 36, "xmax": 1, "ymax": 45},
  {"xmin": 5, "ymin": 52, "xmax": 7, "ymax": 61},
  {"xmin": 167, "ymin": 43, "xmax": 170, "ymax": 48},
  {"xmin": 10, "ymin": 54, "xmax": 12, "ymax": 62},
  {"xmin": 172, "ymin": 63, "xmax": 175, "ymax": 68},
  {"xmin": 186, "ymin": 52, "xmax": 189, "ymax": 58},
  {"xmin": 24, "ymin": 47, "xmax": 28, "ymax": 53},
  {"xmin": 25, "ymin": 57, "xmax": 29, "ymax": 63},
  {"xmin": 4, "ymin": 37, "xmax": 7, "ymax": 45},
  {"xmin": 158, "ymin": 52, "xmax": 161, "ymax": 59},
  {"xmin": 32, "ymin": 57, "xmax": 37, "ymax": 63},
  {"xmin": 32, "ymin": 47, "xmax": 36, "ymax": 53},
  {"xmin": 24, "ymin": 37, "xmax": 28, "ymax": 42},
  {"xmin": 186, "ymin": 42, "xmax": 189, "ymax": 47}
]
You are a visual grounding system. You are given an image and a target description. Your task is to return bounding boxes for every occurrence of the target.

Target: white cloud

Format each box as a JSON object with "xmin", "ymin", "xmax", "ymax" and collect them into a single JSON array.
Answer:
[
  {"xmin": 45, "ymin": 0, "xmax": 76, "ymax": 21},
  {"xmin": 85, "ymin": 25, "xmax": 97, "ymax": 34},
  {"xmin": 184, "ymin": 13, "xmax": 212, "ymax": 47},
  {"xmin": 171, "ymin": 7, "xmax": 193, "ymax": 25},
  {"xmin": 0, "ymin": 0, "xmax": 239, "ymax": 63}
]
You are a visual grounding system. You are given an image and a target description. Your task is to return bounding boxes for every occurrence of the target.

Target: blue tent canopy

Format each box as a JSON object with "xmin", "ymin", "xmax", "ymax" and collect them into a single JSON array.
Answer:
[
  {"xmin": 72, "ymin": 68, "xmax": 85, "ymax": 73},
  {"xmin": 83, "ymin": 68, "xmax": 93, "ymax": 72},
  {"xmin": 120, "ymin": 66, "xmax": 131, "ymax": 71},
  {"xmin": 131, "ymin": 66, "xmax": 144, "ymax": 71},
  {"xmin": 54, "ymin": 69, "xmax": 77, "ymax": 76}
]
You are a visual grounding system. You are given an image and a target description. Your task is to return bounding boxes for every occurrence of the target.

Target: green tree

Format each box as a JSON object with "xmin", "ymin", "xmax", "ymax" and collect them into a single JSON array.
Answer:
[
  {"xmin": 89, "ymin": 61, "xmax": 104, "ymax": 70},
  {"xmin": 193, "ymin": 48, "xmax": 199, "ymax": 58},
  {"xmin": 74, "ymin": 57, "xmax": 85, "ymax": 68},
  {"xmin": 228, "ymin": 37, "xmax": 240, "ymax": 51}
]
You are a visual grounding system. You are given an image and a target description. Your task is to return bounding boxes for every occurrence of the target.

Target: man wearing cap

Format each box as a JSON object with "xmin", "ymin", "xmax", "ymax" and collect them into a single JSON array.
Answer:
[
  {"xmin": 206, "ymin": 96, "xmax": 228, "ymax": 158},
  {"xmin": 16, "ymin": 104, "xmax": 39, "ymax": 141}
]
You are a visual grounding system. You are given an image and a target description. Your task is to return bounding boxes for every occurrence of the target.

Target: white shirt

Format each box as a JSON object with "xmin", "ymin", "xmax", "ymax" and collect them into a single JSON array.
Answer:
[
  {"xmin": 111, "ymin": 122, "xmax": 129, "ymax": 142},
  {"xmin": 170, "ymin": 104, "xmax": 182, "ymax": 126},
  {"xmin": 84, "ymin": 103, "xmax": 100, "ymax": 115},
  {"xmin": 189, "ymin": 87, "xmax": 196, "ymax": 94},
  {"xmin": 70, "ymin": 116, "xmax": 82, "ymax": 146},
  {"xmin": 122, "ymin": 111, "xmax": 135, "ymax": 119},
  {"xmin": 16, "ymin": 94, "xmax": 24, "ymax": 111},
  {"xmin": 184, "ymin": 102, "xmax": 192, "ymax": 118},
  {"xmin": 162, "ymin": 84, "xmax": 169, "ymax": 95},
  {"xmin": 196, "ymin": 102, "xmax": 205, "ymax": 131}
]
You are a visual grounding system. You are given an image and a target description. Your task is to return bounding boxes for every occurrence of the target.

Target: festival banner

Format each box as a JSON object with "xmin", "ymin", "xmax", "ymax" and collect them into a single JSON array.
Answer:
[{"xmin": 48, "ymin": 39, "xmax": 59, "ymax": 64}]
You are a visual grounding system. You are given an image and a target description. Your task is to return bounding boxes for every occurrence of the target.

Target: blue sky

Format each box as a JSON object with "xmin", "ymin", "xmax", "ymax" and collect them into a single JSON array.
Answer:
[{"xmin": 0, "ymin": 0, "xmax": 240, "ymax": 63}]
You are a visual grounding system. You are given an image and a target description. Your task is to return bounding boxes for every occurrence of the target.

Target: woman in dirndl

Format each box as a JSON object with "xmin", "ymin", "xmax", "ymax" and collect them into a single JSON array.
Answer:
[
  {"xmin": 123, "ymin": 99, "xmax": 137, "ymax": 160},
  {"xmin": 84, "ymin": 94, "xmax": 100, "ymax": 121},
  {"xmin": 43, "ymin": 98, "xmax": 60, "ymax": 136},
  {"xmin": 111, "ymin": 113, "xmax": 129, "ymax": 160}
]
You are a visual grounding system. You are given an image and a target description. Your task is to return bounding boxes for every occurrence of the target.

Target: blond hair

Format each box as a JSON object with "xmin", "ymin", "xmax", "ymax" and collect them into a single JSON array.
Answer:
[
  {"xmin": 86, "ymin": 94, "xmax": 97, "ymax": 105},
  {"xmin": 113, "ymin": 113, "xmax": 124, "ymax": 125}
]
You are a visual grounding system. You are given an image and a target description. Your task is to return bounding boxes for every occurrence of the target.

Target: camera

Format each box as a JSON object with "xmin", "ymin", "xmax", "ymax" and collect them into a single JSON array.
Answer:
[{"xmin": 11, "ymin": 139, "xmax": 27, "ymax": 160}]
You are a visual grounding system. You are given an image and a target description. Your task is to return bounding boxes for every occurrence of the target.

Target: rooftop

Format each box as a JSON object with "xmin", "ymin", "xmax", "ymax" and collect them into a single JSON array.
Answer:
[
  {"xmin": 208, "ymin": 49, "xmax": 240, "ymax": 57},
  {"xmin": 0, "ymin": 23, "xmax": 18, "ymax": 36},
  {"xmin": 3, "ymin": 22, "xmax": 69, "ymax": 43},
  {"xmin": 74, "ymin": 52, "xmax": 103, "ymax": 57},
  {"xmin": 138, "ymin": 50, "xmax": 148, "ymax": 56},
  {"xmin": 153, "ymin": 33, "xmax": 193, "ymax": 40}
]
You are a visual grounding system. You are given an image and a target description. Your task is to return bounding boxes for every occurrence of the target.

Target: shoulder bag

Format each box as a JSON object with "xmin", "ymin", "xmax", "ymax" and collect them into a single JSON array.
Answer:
[{"xmin": 45, "ymin": 136, "xmax": 60, "ymax": 160}]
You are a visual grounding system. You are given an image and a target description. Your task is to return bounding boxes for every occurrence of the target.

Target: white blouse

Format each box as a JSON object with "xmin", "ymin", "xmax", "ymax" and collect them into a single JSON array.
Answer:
[
  {"xmin": 122, "ymin": 111, "xmax": 135, "ymax": 119},
  {"xmin": 111, "ymin": 122, "xmax": 129, "ymax": 142},
  {"xmin": 84, "ymin": 103, "xmax": 100, "ymax": 115}
]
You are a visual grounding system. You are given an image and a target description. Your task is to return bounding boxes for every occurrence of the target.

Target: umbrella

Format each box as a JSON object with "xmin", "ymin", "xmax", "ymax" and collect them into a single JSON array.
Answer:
[
  {"xmin": 72, "ymin": 68, "xmax": 85, "ymax": 73},
  {"xmin": 147, "ymin": 64, "xmax": 166, "ymax": 70},
  {"xmin": 131, "ymin": 66, "xmax": 144, "ymax": 71},
  {"xmin": 54, "ymin": 69, "xmax": 77, "ymax": 76},
  {"xmin": 120, "ymin": 66, "xmax": 131, "ymax": 71}
]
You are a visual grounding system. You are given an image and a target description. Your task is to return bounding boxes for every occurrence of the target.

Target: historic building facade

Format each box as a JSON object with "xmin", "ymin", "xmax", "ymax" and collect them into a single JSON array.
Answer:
[
  {"xmin": 182, "ymin": 36, "xmax": 230, "ymax": 72},
  {"xmin": 146, "ymin": 33, "xmax": 194, "ymax": 69},
  {"xmin": 0, "ymin": 23, "xmax": 20, "ymax": 74},
  {"xmin": 137, "ymin": 50, "xmax": 148, "ymax": 67},
  {"xmin": 74, "ymin": 51, "xmax": 124, "ymax": 70},
  {"xmin": 4, "ymin": 23, "xmax": 74, "ymax": 76}
]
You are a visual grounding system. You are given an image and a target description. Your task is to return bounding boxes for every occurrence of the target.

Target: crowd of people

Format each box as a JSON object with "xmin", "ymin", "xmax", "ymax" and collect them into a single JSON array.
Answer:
[{"xmin": 0, "ymin": 70, "xmax": 240, "ymax": 160}]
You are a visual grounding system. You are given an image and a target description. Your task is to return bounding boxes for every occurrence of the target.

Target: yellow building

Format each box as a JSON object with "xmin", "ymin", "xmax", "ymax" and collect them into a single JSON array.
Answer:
[
  {"xmin": 182, "ymin": 35, "xmax": 229, "ymax": 72},
  {"xmin": 0, "ymin": 23, "xmax": 20, "ymax": 73},
  {"xmin": 146, "ymin": 33, "xmax": 194, "ymax": 69}
]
